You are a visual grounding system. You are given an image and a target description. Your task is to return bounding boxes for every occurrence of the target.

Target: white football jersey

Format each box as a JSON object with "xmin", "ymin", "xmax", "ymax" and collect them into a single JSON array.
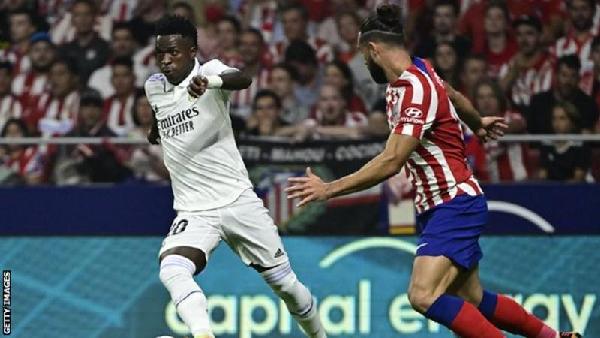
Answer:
[{"xmin": 144, "ymin": 59, "xmax": 252, "ymax": 212}]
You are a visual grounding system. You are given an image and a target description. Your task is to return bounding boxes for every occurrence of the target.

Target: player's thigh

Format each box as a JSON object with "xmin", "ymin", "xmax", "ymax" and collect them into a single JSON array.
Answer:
[
  {"xmin": 158, "ymin": 211, "xmax": 223, "ymax": 274},
  {"xmin": 221, "ymin": 189, "xmax": 288, "ymax": 269},
  {"xmin": 446, "ymin": 265, "xmax": 483, "ymax": 306},
  {"xmin": 408, "ymin": 255, "xmax": 462, "ymax": 304}
]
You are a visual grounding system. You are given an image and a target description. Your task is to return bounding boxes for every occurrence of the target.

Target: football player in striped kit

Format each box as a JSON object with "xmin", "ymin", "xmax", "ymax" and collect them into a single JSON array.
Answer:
[{"xmin": 287, "ymin": 4, "xmax": 581, "ymax": 338}]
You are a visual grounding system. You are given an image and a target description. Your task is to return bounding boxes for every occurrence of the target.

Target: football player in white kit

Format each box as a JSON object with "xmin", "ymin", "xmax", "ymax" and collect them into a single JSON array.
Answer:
[{"xmin": 145, "ymin": 16, "xmax": 326, "ymax": 338}]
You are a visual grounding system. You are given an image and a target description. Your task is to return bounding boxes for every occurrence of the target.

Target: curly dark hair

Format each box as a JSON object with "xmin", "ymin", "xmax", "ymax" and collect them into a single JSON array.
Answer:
[{"xmin": 154, "ymin": 15, "xmax": 197, "ymax": 47}]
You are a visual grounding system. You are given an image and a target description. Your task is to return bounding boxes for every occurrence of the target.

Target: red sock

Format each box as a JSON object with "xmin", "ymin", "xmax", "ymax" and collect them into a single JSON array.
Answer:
[
  {"xmin": 451, "ymin": 301, "xmax": 505, "ymax": 338},
  {"xmin": 489, "ymin": 294, "xmax": 557, "ymax": 338}
]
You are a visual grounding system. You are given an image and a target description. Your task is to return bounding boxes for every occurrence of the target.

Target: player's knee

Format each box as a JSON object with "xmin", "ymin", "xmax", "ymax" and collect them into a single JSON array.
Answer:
[
  {"xmin": 408, "ymin": 285, "xmax": 438, "ymax": 314},
  {"xmin": 261, "ymin": 261, "xmax": 312, "ymax": 315},
  {"xmin": 159, "ymin": 255, "xmax": 201, "ymax": 305}
]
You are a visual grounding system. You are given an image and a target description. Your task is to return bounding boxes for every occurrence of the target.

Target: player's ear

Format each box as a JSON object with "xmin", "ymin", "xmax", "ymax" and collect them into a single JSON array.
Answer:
[{"xmin": 189, "ymin": 45, "xmax": 197, "ymax": 58}]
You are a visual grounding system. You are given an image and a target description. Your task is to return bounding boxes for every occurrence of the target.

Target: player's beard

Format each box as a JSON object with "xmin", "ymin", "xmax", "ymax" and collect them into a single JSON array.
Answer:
[{"xmin": 366, "ymin": 56, "xmax": 388, "ymax": 84}]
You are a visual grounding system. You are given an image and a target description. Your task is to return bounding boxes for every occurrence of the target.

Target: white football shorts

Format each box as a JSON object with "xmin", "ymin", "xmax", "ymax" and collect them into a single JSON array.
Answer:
[{"xmin": 158, "ymin": 189, "xmax": 288, "ymax": 268}]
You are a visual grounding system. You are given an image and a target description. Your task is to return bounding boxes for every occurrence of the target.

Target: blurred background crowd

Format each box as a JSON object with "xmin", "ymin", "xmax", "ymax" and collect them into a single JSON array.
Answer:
[{"xmin": 0, "ymin": 0, "xmax": 599, "ymax": 186}]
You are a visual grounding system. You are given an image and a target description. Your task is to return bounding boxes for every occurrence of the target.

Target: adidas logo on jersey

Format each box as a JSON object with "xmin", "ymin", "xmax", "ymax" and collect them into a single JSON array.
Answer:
[{"xmin": 274, "ymin": 248, "xmax": 285, "ymax": 258}]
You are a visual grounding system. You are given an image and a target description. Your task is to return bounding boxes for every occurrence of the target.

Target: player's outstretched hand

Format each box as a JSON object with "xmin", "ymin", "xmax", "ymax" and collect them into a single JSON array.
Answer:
[
  {"xmin": 286, "ymin": 167, "xmax": 330, "ymax": 207},
  {"xmin": 188, "ymin": 76, "xmax": 208, "ymax": 98},
  {"xmin": 477, "ymin": 116, "xmax": 508, "ymax": 143}
]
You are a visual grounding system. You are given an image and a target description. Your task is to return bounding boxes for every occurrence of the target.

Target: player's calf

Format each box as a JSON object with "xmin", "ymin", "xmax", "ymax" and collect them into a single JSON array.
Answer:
[
  {"xmin": 260, "ymin": 261, "xmax": 327, "ymax": 338},
  {"xmin": 159, "ymin": 254, "xmax": 213, "ymax": 337}
]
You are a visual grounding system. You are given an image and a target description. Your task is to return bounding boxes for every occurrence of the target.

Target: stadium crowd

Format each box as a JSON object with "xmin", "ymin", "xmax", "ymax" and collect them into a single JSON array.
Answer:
[{"xmin": 0, "ymin": 0, "xmax": 599, "ymax": 186}]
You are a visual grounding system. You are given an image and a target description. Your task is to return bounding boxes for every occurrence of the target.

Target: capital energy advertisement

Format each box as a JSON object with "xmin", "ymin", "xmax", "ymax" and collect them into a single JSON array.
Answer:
[{"xmin": 1, "ymin": 237, "xmax": 598, "ymax": 338}]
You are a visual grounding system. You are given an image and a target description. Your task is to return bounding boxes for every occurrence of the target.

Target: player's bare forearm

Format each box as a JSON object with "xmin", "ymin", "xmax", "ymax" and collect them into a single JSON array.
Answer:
[
  {"xmin": 326, "ymin": 134, "xmax": 418, "ymax": 198},
  {"xmin": 445, "ymin": 83, "xmax": 482, "ymax": 132},
  {"xmin": 219, "ymin": 71, "xmax": 252, "ymax": 90}
]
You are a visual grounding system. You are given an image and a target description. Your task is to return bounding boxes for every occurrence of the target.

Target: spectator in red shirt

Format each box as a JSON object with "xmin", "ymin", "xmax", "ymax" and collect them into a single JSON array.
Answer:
[
  {"xmin": 230, "ymin": 28, "xmax": 272, "ymax": 119},
  {"xmin": 499, "ymin": 15, "xmax": 554, "ymax": 110},
  {"xmin": 2, "ymin": 9, "xmax": 38, "ymax": 75},
  {"xmin": 12, "ymin": 32, "xmax": 55, "ymax": 117},
  {"xmin": 323, "ymin": 60, "xmax": 367, "ymax": 115},
  {"xmin": 271, "ymin": 3, "xmax": 333, "ymax": 64},
  {"xmin": 216, "ymin": 15, "xmax": 243, "ymax": 69},
  {"xmin": 459, "ymin": 54, "xmax": 488, "ymax": 100},
  {"xmin": 555, "ymin": 0, "xmax": 598, "ymax": 95},
  {"xmin": 474, "ymin": 79, "xmax": 529, "ymax": 182},
  {"xmin": 479, "ymin": 1, "xmax": 517, "ymax": 78},
  {"xmin": 104, "ymin": 57, "xmax": 137, "ymax": 136},
  {"xmin": 293, "ymin": 84, "xmax": 368, "ymax": 140},
  {"xmin": 0, "ymin": 62, "xmax": 23, "ymax": 132},
  {"xmin": 0, "ymin": 118, "xmax": 43, "ymax": 185}
]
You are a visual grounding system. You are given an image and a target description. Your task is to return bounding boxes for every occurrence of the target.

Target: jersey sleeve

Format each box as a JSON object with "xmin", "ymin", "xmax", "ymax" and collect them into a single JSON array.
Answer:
[
  {"xmin": 143, "ymin": 73, "xmax": 165, "ymax": 106},
  {"xmin": 200, "ymin": 59, "xmax": 239, "ymax": 77},
  {"xmin": 388, "ymin": 76, "xmax": 434, "ymax": 140}
]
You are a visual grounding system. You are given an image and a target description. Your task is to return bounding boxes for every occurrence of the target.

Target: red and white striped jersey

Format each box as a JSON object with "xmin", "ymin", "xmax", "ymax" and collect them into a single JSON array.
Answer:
[
  {"xmin": 5, "ymin": 146, "xmax": 44, "ymax": 179},
  {"xmin": 34, "ymin": 91, "xmax": 79, "ymax": 136},
  {"xmin": 499, "ymin": 53, "xmax": 554, "ymax": 107},
  {"xmin": 386, "ymin": 57, "xmax": 482, "ymax": 214},
  {"xmin": 270, "ymin": 36, "xmax": 333, "ymax": 65},
  {"xmin": 239, "ymin": 0, "xmax": 278, "ymax": 44},
  {"xmin": 100, "ymin": 0, "xmax": 134, "ymax": 22},
  {"xmin": 230, "ymin": 67, "xmax": 271, "ymax": 118},
  {"xmin": 0, "ymin": 94, "xmax": 23, "ymax": 130},
  {"xmin": 0, "ymin": 49, "xmax": 30, "ymax": 76},
  {"xmin": 484, "ymin": 111, "xmax": 529, "ymax": 182},
  {"xmin": 104, "ymin": 93, "xmax": 135, "ymax": 136},
  {"xmin": 551, "ymin": 30, "xmax": 597, "ymax": 93},
  {"xmin": 13, "ymin": 72, "xmax": 49, "ymax": 115}
]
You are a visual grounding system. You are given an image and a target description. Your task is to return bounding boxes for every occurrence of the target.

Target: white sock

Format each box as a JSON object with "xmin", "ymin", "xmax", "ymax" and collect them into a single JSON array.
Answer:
[
  {"xmin": 159, "ymin": 255, "xmax": 212, "ymax": 336},
  {"xmin": 261, "ymin": 262, "xmax": 327, "ymax": 338}
]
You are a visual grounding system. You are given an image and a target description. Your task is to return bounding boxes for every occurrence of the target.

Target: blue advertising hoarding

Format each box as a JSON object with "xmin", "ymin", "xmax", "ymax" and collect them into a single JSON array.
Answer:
[{"xmin": 1, "ymin": 236, "xmax": 598, "ymax": 337}]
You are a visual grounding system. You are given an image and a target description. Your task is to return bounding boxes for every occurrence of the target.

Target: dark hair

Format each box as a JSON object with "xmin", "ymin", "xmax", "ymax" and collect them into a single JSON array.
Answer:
[
  {"xmin": 593, "ymin": 36, "xmax": 600, "ymax": 50},
  {"xmin": 111, "ymin": 56, "xmax": 133, "ymax": 70},
  {"xmin": 71, "ymin": 0, "xmax": 97, "ymax": 14},
  {"xmin": 284, "ymin": 39, "xmax": 317, "ymax": 66},
  {"xmin": 154, "ymin": 15, "xmax": 198, "ymax": 47},
  {"xmin": 473, "ymin": 79, "xmax": 507, "ymax": 113},
  {"xmin": 359, "ymin": 4, "xmax": 405, "ymax": 46},
  {"xmin": 1, "ymin": 118, "xmax": 28, "ymax": 137},
  {"xmin": 51, "ymin": 56, "xmax": 79, "ymax": 75},
  {"xmin": 253, "ymin": 89, "xmax": 282, "ymax": 110},
  {"xmin": 556, "ymin": 54, "xmax": 581, "ymax": 73},
  {"xmin": 326, "ymin": 60, "xmax": 356, "ymax": 103},
  {"xmin": 132, "ymin": 88, "xmax": 148, "ymax": 126},
  {"xmin": 512, "ymin": 15, "xmax": 542, "ymax": 32},
  {"xmin": 279, "ymin": 2, "xmax": 309, "ymax": 21},
  {"xmin": 552, "ymin": 101, "xmax": 581, "ymax": 132},
  {"xmin": 218, "ymin": 15, "xmax": 241, "ymax": 33},
  {"xmin": 568, "ymin": 0, "xmax": 595, "ymax": 9},
  {"xmin": 272, "ymin": 62, "xmax": 299, "ymax": 82},
  {"xmin": 172, "ymin": 1, "xmax": 195, "ymax": 15},
  {"xmin": 0, "ymin": 61, "xmax": 13, "ymax": 73},
  {"xmin": 242, "ymin": 27, "xmax": 264, "ymax": 44},
  {"xmin": 79, "ymin": 88, "xmax": 103, "ymax": 107},
  {"xmin": 112, "ymin": 21, "xmax": 133, "ymax": 35},
  {"xmin": 433, "ymin": 0, "xmax": 459, "ymax": 16},
  {"xmin": 460, "ymin": 53, "xmax": 487, "ymax": 73},
  {"xmin": 485, "ymin": 0, "xmax": 510, "ymax": 22},
  {"xmin": 9, "ymin": 8, "xmax": 35, "ymax": 23}
]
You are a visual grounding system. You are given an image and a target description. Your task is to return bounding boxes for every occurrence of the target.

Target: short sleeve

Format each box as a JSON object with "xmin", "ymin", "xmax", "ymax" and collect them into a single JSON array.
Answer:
[
  {"xmin": 388, "ymin": 80, "xmax": 433, "ymax": 140},
  {"xmin": 200, "ymin": 59, "xmax": 239, "ymax": 77}
]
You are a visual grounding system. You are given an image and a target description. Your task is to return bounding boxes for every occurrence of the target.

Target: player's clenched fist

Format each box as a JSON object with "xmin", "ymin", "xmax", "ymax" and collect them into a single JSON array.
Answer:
[
  {"xmin": 188, "ymin": 75, "xmax": 208, "ymax": 98},
  {"xmin": 286, "ymin": 167, "xmax": 331, "ymax": 207}
]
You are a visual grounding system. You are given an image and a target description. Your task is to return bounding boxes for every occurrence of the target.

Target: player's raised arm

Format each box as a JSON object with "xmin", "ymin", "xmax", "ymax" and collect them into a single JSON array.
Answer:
[
  {"xmin": 445, "ymin": 82, "xmax": 508, "ymax": 142},
  {"xmin": 286, "ymin": 132, "xmax": 418, "ymax": 207},
  {"xmin": 188, "ymin": 70, "xmax": 252, "ymax": 98}
]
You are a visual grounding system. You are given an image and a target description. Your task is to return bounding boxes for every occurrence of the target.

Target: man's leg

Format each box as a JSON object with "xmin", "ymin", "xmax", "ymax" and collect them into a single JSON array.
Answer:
[
  {"xmin": 159, "ymin": 247, "xmax": 213, "ymax": 338},
  {"xmin": 256, "ymin": 262, "xmax": 326, "ymax": 338},
  {"xmin": 408, "ymin": 255, "xmax": 504, "ymax": 338},
  {"xmin": 447, "ymin": 266, "xmax": 565, "ymax": 338}
]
